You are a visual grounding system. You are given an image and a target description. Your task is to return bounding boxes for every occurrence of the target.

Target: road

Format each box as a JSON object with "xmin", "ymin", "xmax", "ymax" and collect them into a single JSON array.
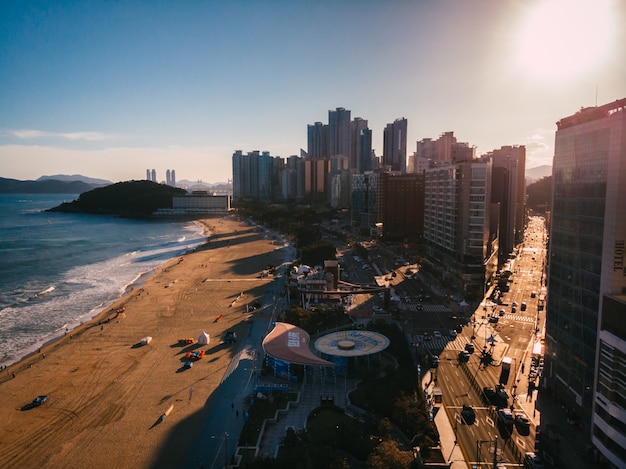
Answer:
[{"xmin": 432, "ymin": 216, "xmax": 548, "ymax": 468}]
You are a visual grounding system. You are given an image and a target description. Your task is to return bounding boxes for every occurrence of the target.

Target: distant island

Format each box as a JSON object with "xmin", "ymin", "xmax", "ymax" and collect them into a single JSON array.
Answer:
[
  {"xmin": 0, "ymin": 176, "xmax": 103, "ymax": 194},
  {"xmin": 47, "ymin": 180, "xmax": 187, "ymax": 217}
]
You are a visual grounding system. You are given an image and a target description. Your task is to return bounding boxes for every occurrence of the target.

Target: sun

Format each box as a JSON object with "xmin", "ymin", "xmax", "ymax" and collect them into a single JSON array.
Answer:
[{"xmin": 514, "ymin": 0, "xmax": 615, "ymax": 82}]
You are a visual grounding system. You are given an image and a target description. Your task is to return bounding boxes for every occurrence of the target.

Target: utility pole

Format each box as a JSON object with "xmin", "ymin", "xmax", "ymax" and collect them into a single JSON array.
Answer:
[{"xmin": 493, "ymin": 436, "xmax": 498, "ymax": 468}]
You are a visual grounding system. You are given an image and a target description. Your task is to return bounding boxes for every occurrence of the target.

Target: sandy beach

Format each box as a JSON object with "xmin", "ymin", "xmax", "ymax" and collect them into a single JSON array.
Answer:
[{"xmin": 0, "ymin": 215, "xmax": 291, "ymax": 469}]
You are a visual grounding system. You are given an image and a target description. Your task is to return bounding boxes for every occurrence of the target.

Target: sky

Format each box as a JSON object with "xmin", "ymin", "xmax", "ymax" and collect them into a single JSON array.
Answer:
[{"xmin": 1, "ymin": 0, "xmax": 625, "ymax": 185}]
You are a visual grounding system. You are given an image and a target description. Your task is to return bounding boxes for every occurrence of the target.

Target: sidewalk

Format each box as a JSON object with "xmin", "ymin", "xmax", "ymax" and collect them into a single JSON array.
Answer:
[{"xmin": 423, "ymin": 369, "xmax": 469, "ymax": 469}]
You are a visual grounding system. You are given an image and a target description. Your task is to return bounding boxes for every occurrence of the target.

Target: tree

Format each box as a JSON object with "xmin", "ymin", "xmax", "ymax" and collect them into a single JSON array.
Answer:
[{"xmin": 367, "ymin": 440, "xmax": 414, "ymax": 469}]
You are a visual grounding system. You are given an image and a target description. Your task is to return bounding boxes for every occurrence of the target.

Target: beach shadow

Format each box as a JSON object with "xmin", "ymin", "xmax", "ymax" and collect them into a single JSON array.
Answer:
[
  {"xmin": 20, "ymin": 403, "xmax": 39, "ymax": 411},
  {"xmin": 131, "ymin": 342, "xmax": 148, "ymax": 349},
  {"xmin": 172, "ymin": 343, "xmax": 202, "ymax": 355},
  {"xmin": 149, "ymin": 414, "xmax": 167, "ymax": 429},
  {"xmin": 205, "ymin": 343, "xmax": 228, "ymax": 355}
]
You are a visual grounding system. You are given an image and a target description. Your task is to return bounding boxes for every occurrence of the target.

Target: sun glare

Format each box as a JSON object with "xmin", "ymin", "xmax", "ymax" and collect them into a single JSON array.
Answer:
[{"xmin": 515, "ymin": 0, "xmax": 614, "ymax": 82}]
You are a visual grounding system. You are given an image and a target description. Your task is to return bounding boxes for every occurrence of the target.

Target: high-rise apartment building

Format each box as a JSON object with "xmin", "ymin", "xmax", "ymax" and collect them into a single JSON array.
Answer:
[
  {"xmin": 307, "ymin": 122, "xmax": 327, "ymax": 159},
  {"xmin": 489, "ymin": 146, "xmax": 526, "ymax": 261},
  {"xmin": 328, "ymin": 107, "xmax": 351, "ymax": 159},
  {"xmin": 545, "ymin": 98, "xmax": 626, "ymax": 467},
  {"xmin": 383, "ymin": 118, "xmax": 407, "ymax": 173},
  {"xmin": 424, "ymin": 157, "xmax": 493, "ymax": 295},
  {"xmin": 351, "ymin": 171, "xmax": 383, "ymax": 232},
  {"xmin": 351, "ymin": 117, "xmax": 370, "ymax": 173}
]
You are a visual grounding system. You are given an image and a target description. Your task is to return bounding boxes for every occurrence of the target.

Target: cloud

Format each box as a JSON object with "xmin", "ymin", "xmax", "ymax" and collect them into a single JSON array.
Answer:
[{"xmin": 8, "ymin": 129, "xmax": 114, "ymax": 141}]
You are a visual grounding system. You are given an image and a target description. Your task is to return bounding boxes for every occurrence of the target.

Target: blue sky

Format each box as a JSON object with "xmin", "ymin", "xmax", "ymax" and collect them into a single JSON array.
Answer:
[{"xmin": 1, "ymin": 0, "xmax": 624, "ymax": 184}]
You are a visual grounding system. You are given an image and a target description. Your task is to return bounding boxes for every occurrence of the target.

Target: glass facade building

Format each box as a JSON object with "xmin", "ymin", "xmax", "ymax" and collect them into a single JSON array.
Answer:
[{"xmin": 546, "ymin": 98, "xmax": 626, "ymax": 467}]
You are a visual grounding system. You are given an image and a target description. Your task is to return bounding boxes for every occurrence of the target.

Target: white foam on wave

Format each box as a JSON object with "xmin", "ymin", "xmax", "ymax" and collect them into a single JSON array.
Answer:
[
  {"xmin": 35, "ymin": 286, "xmax": 55, "ymax": 298},
  {"xmin": 0, "ymin": 221, "xmax": 208, "ymax": 368}
]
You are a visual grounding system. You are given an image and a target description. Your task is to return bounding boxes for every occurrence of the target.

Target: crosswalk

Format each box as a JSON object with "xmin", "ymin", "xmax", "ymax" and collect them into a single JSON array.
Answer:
[
  {"xmin": 420, "ymin": 335, "xmax": 470, "ymax": 352},
  {"xmin": 501, "ymin": 313, "xmax": 535, "ymax": 323}
]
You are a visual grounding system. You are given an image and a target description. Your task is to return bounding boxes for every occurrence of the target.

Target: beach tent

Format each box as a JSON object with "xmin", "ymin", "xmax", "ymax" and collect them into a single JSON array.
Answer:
[
  {"xmin": 198, "ymin": 331, "xmax": 210, "ymax": 345},
  {"xmin": 140, "ymin": 336, "xmax": 152, "ymax": 345}
]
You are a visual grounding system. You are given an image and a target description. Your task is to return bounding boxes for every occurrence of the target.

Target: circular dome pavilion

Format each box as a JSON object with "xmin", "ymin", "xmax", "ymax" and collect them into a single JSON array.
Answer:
[{"xmin": 314, "ymin": 330, "xmax": 389, "ymax": 357}]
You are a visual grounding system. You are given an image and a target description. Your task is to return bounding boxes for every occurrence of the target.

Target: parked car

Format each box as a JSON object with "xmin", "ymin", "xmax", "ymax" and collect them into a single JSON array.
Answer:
[
  {"xmin": 448, "ymin": 329, "xmax": 457, "ymax": 337},
  {"xmin": 489, "ymin": 316, "xmax": 499, "ymax": 323},
  {"xmin": 521, "ymin": 302, "xmax": 527, "ymax": 311},
  {"xmin": 32, "ymin": 395, "xmax": 48, "ymax": 406},
  {"xmin": 433, "ymin": 330, "xmax": 442, "ymax": 338},
  {"xmin": 458, "ymin": 350, "xmax": 470, "ymax": 362},
  {"xmin": 461, "ymin": 404, "xmax": 476, "ymax": 424},
  {"xmin": 224, "ymin": 331, "xmax": 237, "ymax": 344}
]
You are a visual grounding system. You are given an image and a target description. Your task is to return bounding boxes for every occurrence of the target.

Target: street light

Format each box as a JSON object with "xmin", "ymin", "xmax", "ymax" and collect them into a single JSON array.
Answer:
[{"xmin": 475, "ymin": 436, "xmax": 499, "ymax": 469}]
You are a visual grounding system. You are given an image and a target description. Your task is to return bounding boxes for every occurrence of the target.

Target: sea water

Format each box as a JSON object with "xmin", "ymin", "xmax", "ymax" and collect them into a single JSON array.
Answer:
[{"xmin": 0, "ymin": 193, "xmax": 207, "ymax": 367}]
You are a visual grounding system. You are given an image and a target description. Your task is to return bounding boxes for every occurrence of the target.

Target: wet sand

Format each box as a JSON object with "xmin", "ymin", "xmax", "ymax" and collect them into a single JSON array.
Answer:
[{"xmin": 0, "ymin": 216, "xmax": 290, "ymax": 469}]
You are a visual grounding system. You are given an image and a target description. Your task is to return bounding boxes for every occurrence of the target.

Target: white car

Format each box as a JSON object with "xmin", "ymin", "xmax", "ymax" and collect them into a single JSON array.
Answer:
[
  {"xmin": 497, "ymin": 408, "xmax": 514, "ymax": 426},
  {"xmin": 524, "ymin": 452, "xmax": 544, "ymax": 469}
]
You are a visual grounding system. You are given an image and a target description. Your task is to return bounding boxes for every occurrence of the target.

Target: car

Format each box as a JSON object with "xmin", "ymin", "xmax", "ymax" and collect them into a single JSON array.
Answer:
[
  {"xmin": 511, "ymin": 306, "xmax": 517, "ymax": 314},
  {"xmin": 495, "ymin": 384, "xmax": 509, "ymax": 402},
  {"xmin": 465, "ymin": 343, "xmax": 475, "ymax": 353},
  {"xmin": 458, "ymin": 350, "xmax": 470, "ymax": 362},
  {"xmin": 224, "ymin": 331, "xmax": 237, "ymax": 344},
  {"xmin": 483, "ymin": 386, "xmax": 498, "ymax": 404},
  {"xmin": 524, "ymin": 452, "xmax": 545, "ymax": 469},
  {"xmin": 521, "ymin": 302, "xmax": 527, "ymax": 311},
  {"xmin": 515, "ymin": 413, "xmax": 531, "ymax": 435},
  {"xmin": 498, "ymin": 408, "xmax": 514, "ymax": 426},
  {"xmin": 448, "ymin": 329, "xmax": 457, "ymax": 338},
  {"xmin": 32, "ymin": 395, "xmax": 48, "ymax": 406},
  {"xmin": 489, "ymin": 316, "xmax": 499, "ymax": 323},
  {"xmin": 512, "ymin": 301, "xmax": 518, "ymax": 307},
  {"xmin": 461, "ymin": 404, "xmax": 476, "ymax": 424},
  {"xmin": 433, "ymin": 330, "xmax": 442, "ymax": 338},
  {"xmin": 531, "ymin": 291, "xmax": 537, "ymax": 298},
  {"xmin": 430, "ymin": 355, "xmax": 439, "ymax": 368},
  {"xmin": 498, "ymin": 309, "xmax": 506, "ymax": 316}
]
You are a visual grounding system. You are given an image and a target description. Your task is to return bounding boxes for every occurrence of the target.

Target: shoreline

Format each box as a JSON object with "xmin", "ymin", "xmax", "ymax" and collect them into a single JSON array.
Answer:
[
  {"xmin": 0, "ymin": 214, "xmax": 292, "ymax": 469},
  {"xmin": 0, "ymin": 219, "xmax": 210, "ymax": 371}
]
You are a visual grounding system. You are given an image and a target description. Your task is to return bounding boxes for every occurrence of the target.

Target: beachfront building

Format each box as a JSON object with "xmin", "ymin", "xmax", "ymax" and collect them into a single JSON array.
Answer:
[
  {"xmin": 154, "ymin": 191, "xmax": 231, "ymax": 215},
  {"xmin": 544, "ymin": 98, "xmax": 626, "ymax": 467}
]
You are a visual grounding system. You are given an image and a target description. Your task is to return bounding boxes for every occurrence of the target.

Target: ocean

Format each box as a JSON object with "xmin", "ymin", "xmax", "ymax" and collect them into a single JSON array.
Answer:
[{"xmin": 0, "ymin": 193, "xmax": 208, "ymax": 367}]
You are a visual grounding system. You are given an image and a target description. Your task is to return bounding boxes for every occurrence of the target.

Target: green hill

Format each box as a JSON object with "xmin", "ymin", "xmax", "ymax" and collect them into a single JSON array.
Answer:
[{"xmin": 47, "ymin": 180, "xmax": 186, "ymax": 217}]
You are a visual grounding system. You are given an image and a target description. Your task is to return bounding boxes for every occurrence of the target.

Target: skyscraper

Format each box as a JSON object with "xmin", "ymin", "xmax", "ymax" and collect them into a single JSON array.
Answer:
[
  {"xmin": 328, "ymin": 107, "xmax": 351, "ymax": 159},
  {"xmin": 489, "ymin": 146, "xmax": 526, "ymax": 262},
  {"xmin": 545, "ymin": 98, "xmax": 626, "ymax": 466},
  {"xmin": 383, "ymin": 118, "xmax": 407, "ymax": 172},
  {"xmin": 307, "ymin": 122, "xmax": 327, "ymax": 159}
]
